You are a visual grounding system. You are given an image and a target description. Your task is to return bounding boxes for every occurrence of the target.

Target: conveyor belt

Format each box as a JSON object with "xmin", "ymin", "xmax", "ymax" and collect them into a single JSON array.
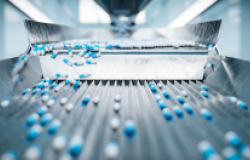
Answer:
[{"xmin": 0, "ymin": 79, "xmax": 249, "ymax": 160}]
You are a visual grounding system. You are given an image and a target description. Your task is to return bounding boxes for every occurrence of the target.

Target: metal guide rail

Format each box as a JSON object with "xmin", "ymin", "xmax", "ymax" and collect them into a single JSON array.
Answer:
[{"xmin": 0, "ymin": 79, "xmax": 249, "ymax": 160}]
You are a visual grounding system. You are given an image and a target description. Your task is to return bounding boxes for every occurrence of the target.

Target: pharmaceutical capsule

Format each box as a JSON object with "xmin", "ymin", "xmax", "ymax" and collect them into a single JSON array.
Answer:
[
  {"xmin": 65, "ymin": 79, "xmax": 70, "ymax": 85},
  {"xmin": 0, "ymin": 150, "xmax": 18, "ymax": 160},
  {"xmin": 55, "ymin": 73, "xmax": 68, "ymax": 79},
  {"xmin": 1, "ymin": 99, "xmax": 11, "ymax": 108},
  {"xmin": 201, "ymin": 85, "xmax": 209, "ymax": 91},
  {"xmin": 110, "ymin": 117, "xmax": 120, "ymax": 131},
  {"xmin": 162, "ymin": 108, "xmax": 173, "ymax": 121},
  {"xmin": 200, "ymin": 108, "xmax": 213, "ymax": 120},
  {"xmin": 207, "ymin": 62, "xmax": 215, "ymax": 68},
  {"xmin": 162, "ymin": 91, "xmax": 170, "ymax": 99},
  {"xmin": 68, "ymin": 48, "xmax": 73, "ymax": 57},
  {"xmin": 208, "ymin": 45, "xmax": 213, "ymax": 51},
  {"xmin": 22, "ymin": 88, "xmax": 31, "ymax": 96},
  {"xmin": 104, "ymin": 142, "xmax": 120, "ymax": 160},
  {"xmin": 155, "ymin": 94, "xmax": 162, "ymax": 102},
  {"xmin": 222, "ymin": 147, "xmax": 240, "ymax": 160},
  {"xmin": 198, "ymin": 141, "xmax": 215, "ymax": 159},
  {"xmin": 45, "ymin": 45, "xmax": 48, "ymax": 52},
  {"xmin": 54, "ymin": 84, "xmax": 64, "ymax": 92},
  {"xmin": 149, "ymin": 82, "xmax": 153, "ymax": 87},
  {"xmin": 40, "ymin": 89, "xmax": 48, "ymax": 96},
  {"xmin": 26, "ymin": 113, "xmax": 39, "ymax": 126},
  {"xmin": 177, "ymin": 96, "xmax": 185, "ymax": 104},
  {"xmin": 69, "ymin": 136, "xmax": 84, "ymax": 156},
  {"xmin": 48, "ymin": 119, "xmax": 61, "ymax": 134},
  {"xmin": 236, "ymin": 100, "xmax": 248, "ymax": 110},
  {"xmin": 48, "ymin": 45, "xmax": 53, "ymax": 51},
  {"xmin": 49, "ymin": 83, "xmax": 57, "ymax": 90},
  {"xmin": 47, "ymin": 99, "xmax": 55, "ymax": 107},
  {"xmin": 46, "ymin": 77, "xmax": 53, "ymax": 84},
  {"xmin": 79, "ymin": 50, "xmax": 88, "ymax": 57},
  {"xmin": 201, "ymin": 91, "xmax": 209, "ymax": 98},
  {"xmin": 40, "ymin": 113, "xmax": 53, "ymax": 126},
  {"xmin": 93, "ymin": 96, "xmax": 100, "ymax": 104},
  {"xmin": 60, "ymin": 97, "xmax": 68, "ymax": 105},
  {"xmin": 69, "ymin": 79, "xmax": 82, "ymax": 86},
  {"xmin": 63, "ymin": 59, "xmax": 72, "ymax": 66},
  {"xmin": 82, "ymin": 96, "xmax": 90, "ymax": 105},
  {"xmin": 37, "ymin": 106, "xmax": 47, "ymax": 116},
  {"xmin": 27, "ymin": 125, "xmax": 42, "ymax": 140},
  {"xmin": 174, "ymin": 106, "xmax": 184, "ymax": 118},
  {"xmin": 124, "ymin": 120, "xmax": 136, "ymax": 137},
  {"xmin": 113, "ymin": 102, "xmax": 121, "ymax": 112},
  {"xmin": 92, "ymin": 52, "xmax": 101, "ymax": 58},
  {"xmin": 24, "ymin": 145, "xmax": 42, "ymax": 160},
  {"xmin": 86, "ymin": 60, "xmax": 96, "ymax": 64},
  {"xmin": 105, "ymin": 44, "xmax": 112, "ymax": 49},
  {"xmin": 73, "ymin": 62, "xmax": 84, "ymax": 66},
  {"xmin": 53, "ymin": 135, "xmax": 67, "ymax": 152},
  {"xmin": 225, "ymin": 132, "xmax": 242, "ymax": 148},
  {"xmin": 84, "ymin": 52, "xmax": 92, "ymax": 58},
  {"xmin": 65, "ymin": 103, "xmax": 75, "ymax": 112},
  {"xmin": 157, "ymin": 82, "xmax": 162, "ymax": 88},
  {"xmin": 229, "ymin": 96, "xmax": 237, "ymax": 103},
  {"xmin": 115, "ymin": 94, "xmax": 121, "ymax": 102},
  {"xmin": 79, "ymin": 74, "xmax": 91, "ymax": 79},
  {"xmin": 183, "ymin": 103, "xmax": 193, "ymax": 114},
  {"xmin": 40, "ymin": 48, "xmax": 45, "ymax": 56},
  {"xmin": 239, "ymin": 145, "xmax": 250, "ymax": 160},
  {"xmin": 51, "ymin": 50, "xmax": 58, "ymax": 59},
  {"xmin": 150, "ymin": 85, "xmax": 157, "ymax": 92},
  {"xmin": 75, "ymin": 44, "xmax": 82, "ymax": 49},
  {"xmin": 158, "ymin": 100, "xmax": 166, "ymax": 109},
  {"xmin": 32, "ymin": 89, "xmax": 40, "ymax": 96},
  {"xmin": 181, "ymin": 90, "xmax": 188, "ymax": 97},
  {"xmin": 32, "ymin": 48, "xmax": 37, "ymax": 56}
]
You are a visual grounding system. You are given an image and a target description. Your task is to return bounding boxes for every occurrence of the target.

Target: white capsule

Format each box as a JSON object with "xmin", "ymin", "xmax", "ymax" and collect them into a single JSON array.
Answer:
[
  {"xmin": 110, "ymin": 117, "xmax": 120, "ymax": 131},
  {"xmin": 42, "ymin": 94, "xmax": 50, "ymax": 102},
  {"xmin": 104, "ymin": 142, "xmax": 119, "ymax": 160},
  {"xmin": 113, "ymin": 103, "xmax": 121, "ymax": 112},
  {"xmin": 157, "ymin": 83, "xmax": 162, "ymax": 88},
  {"xmin": 114, "ymin": 95, "xmax": 121, "ymax": 102},
  {"xmin": 0, "ymin": 151, "xmax": 17, "ymax": 160},
  {"xmin": 229, "ymin": 97, "xmax": 237, "ymax": 103},
  {"xmin": 65, "ymin": 103, "xmax": 74, "ymax": 112},
  {"xmin": 54, "ymin": 84, "xmax": 64, "ymax": 92},
  {"xmin": 24, "ymin": 145, "xmax": 41, "ymax": 160},
  {"xmin": 93, "ymin": 96, "xmax": 100, "ymax": 104},
  {"xmin": 181, "ymin": 90, "xmax": 188, "ymax": 97},
  {"xmin": 60, "ymin": 97, "xmax": 68, "ymax": 105},
  {"xmin": 53, "ymin": 135, "xmax": 67, "ymax": 152},
  {"xmin": 47, "ymin": 99, "xmax": 55, "ymax": 108},
  {"xmin": 1, "ymin": 100, "xmax": 11, "ymax": 108}
]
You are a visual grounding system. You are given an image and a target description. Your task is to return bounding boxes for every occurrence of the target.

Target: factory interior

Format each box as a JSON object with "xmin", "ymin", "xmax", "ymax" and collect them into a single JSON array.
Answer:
[{"xmin": 0, "ymin": 0, "xmax": 250, "ymax": 160}]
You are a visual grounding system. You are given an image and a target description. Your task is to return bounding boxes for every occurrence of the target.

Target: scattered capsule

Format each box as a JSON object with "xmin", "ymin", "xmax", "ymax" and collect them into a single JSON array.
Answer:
[
  {"xmin": 79, "ymin": 74, "xmax": 91, "ymax": 78},
  {"xmin": 24, "ymin": 145, "xmax": 42, "ymax": 160},
  {"xmin": 124, "ymin": 120, "xmax": 136, "ymax": 137},
  {"xmin": 40, "ymin": 113, "xmax": 53, "ymax": 126},
  {"xmin": 201, "ymin": 108, "xmax": 213, "ymax": 120},
  {"xmin": 155, "ymin": 94, "xmax": 162, "ymax": 102},
  {"xmin": 60, "ymin": 97, "xmax": 68, "ymax": 105},
  {"xmin": 51, "ymin": 51, "xmax": 59, "ymax": 59},
  {"xmin": 31, "ymin": 89, "xmax": 40, "ymax": 96},
  {"xmin": 157, "ymin": 83, "xmax": 162, "ymax": 88},
  {"xmin": 174, "ymin": 106, "xmax": 184, "ymax": 118},
  {"xmin": 183, "ymin": 103, "xmax": 193, "ymax": 114},
  {"xmin": 93, "ymin": 96, "xmax": 100, "ymax": 104},
  {"xmin": 92, "ymin": 52, "xmax": 101, "ymax": 58},
  {"xmin": 0, "ymin": 150, "xmax": 18, "ymax": 160},
  {"xmin": 104, "ymin": 141, "xmax": 120, "ymax": 160},
  {"xmin": 201, "ymin": 91, "xmax": 209, "ymax": 98},
  {"xmin": 162, "ymin": 108, "xmax": 173, "ymax": 121},
  {"xmin": 201, "ymin": 85, "xmax": 208, "ymax": 91},
  {"xmin": 65, "ymin": 79, "xmax": 70, "ymax": 85},
  {"xmin": 207, "ymin": 62, "xmax": 215, "ymax": 68},
  {"xmin": 48, "ymin": 119, "xmax": 61, "ymax": 134},
  {"xmin": 239, "ymin": 145, "xmax": 250, "ymax": 160},
  {"xmin": 1, "ymin": 99, "xmax": 11, "ymax": 108},
  {"xmin": 86, "ymin": 60, "xmax": 96, "ymax": 64},
  {"xmin": 225, "ymin": 132, "xmax": 242, "ymax": 148},
  {"xmin": 229, "ymin": 96, "xmax": 237, "ymax": 103},
  {"xmin": 26, "ymin": 113, "xmax": 39, "ymax": 126},
  {"xmin": 82, "ymin": 96, "xmax": 90, "ymax": 105},
  {"xmin": 158, "ymin": 100, "xmax": 166, "ymax": 109},
  {"xmin": 73, "ymin": 62, "xmax": 84, "ymax": 66},
  {"xmin": 162, "ymin": 91, "xmax": 170, "ymax": 99},
  {"xmin": 110, "ymin": 117, "xmax": 120, "ymax": 131},
  {"xmin": 54, "ymin": 84, "xmax": 64, "ymax": 92},
  {"xmin": 69, "ymin": 136, "xmax": 84, "ymax": 156},
  {"xmin": 113, "ymin": 103, "xmax": 121, "ymax": 112},
  {"xmin": 27, "ymin": 125, "xmax": 42, "ymax": 140},
  {"xmin": 46, "ymin": 77, "xmax": 53, "ymax": 84},
  {"xmin": 177, "ymin": 96, "xmax": 185, "ymax": 104},
  {"xmin": 49, "ymin": 83, "xmax": 57, "ymax": 90},
  {"xmin": 84, "ymin": 52, "xmax": 92, "ymax": 58},
  {"xmin": 149, "ymin": 82, "xmax": 154, "ymax": 87},
  {"xmin": 37, "ymin": 106, "xmax": 47, "ymax": 116},
  {"xmin": 150, "ymin": 85, "xmax": 157, "ymax": 92},
  {"xmin": 63, "ymin": 59, "xmax": 72, "ymax": 66},
  {"xmin": 208, "ymin": 45, "xmax": 213, "ymax": 51},
  {"xmin": 198, "ymin": 141, "xmax": 216, "ymax": 159},
  {"xmin": 115, "ymin": 94, "xmax": 121, "ymax": 102},
  {"xmin": 75, "ymin": 44, "xmax": 82, "ymax": 49},
  {"xmin": 222, "ymin": 147, "xmax": 241, "ymax": 160},
  {"xmin": 78, "ymin": 50, "xmax": 88, "ymax": 57},
  {"xmin": 22, "ymin": 88, "xmax": 31, "ymax": 96},
  {"xmin": 53, "ymin": 135, "xmax": 67, "ymax": 152},
  {"xmin": 106, "ymin": 44, "xmax": 112, "ymax": 49},
  {"xmin": 47, "ymin": 99, "xmax": 55, "ymax": 107},
  {"xmin": 40, "ymin": 89, "xmax": 48, "ymax": 96},
  {"xmin": 236, "ymin": 100, "xmax": 248, "ymax": 110},
  {"xmin": 181, "ymin": 90, "xmax": 188, "ymax": 97},
  {"xmin": 55, "ymin": 73, "xmax": 68, "ymax": 79},
  {"xmin": 68, "ymin": 48, "xmax": 73, "ymax": 57},
  {"xmin": 65, "ymin": 103, "xmax": 75, "ymax": 112}
]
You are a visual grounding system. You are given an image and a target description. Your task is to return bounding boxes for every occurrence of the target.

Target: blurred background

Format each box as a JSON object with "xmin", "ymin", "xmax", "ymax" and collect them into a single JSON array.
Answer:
[{"xmin": 0, "ymin": 0, "xmax": 249, "ymax": 60}]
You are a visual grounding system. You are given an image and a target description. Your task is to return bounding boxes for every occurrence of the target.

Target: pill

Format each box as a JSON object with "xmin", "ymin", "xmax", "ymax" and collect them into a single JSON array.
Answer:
[
  {"xmin": 82, "ymin": 96, "xmax": 90, "ymax": 105},
  {"xmin": 1, "ymin": 99, "xmax": 11, "ymax": 108},
  {"xmin": 150, "ymin": 85, "xmax": 157, "ymax": 92},
  {"xmin": 27, "ymin": 125, "xmax": 42, "ymax": 140},
  {"xmin": 24, "ymin": 145, "xmax": 42, "ymax": 160},
  {"xmin": 49, "ymin": 83, "xmax": 57, "ymax": 90},
  {"xmin": 158, "ymin": 100, "xmax": 166, "ymax": 109},
  {"xmin": 63, "ymin": 59, "xmax": 72, "ymax": 66},
  {"xmin": 48, "ymin": 119, "xmax": 61, "ymax": 134},
  {"xmin": 26, "ymin": 113, "xmax": 39, "ymax": 126},
  {"xmin": 208, "ymin": 45, "xmax": 213, "ymax": 51},
  {"xmin": 75, "ymin": 44, "xmax": 82, "ymax": 49},
  {"xmin": 92, "ymin": 53, "xmax": 101, "ymax": 58},
  {"xmin": 41, "ymin": 79, "xmax": 45, "ymax": 83},
  {"xmin": 84, "ymin": 52, "xmax": 92, "ymax": 58},
  {"xmin": 31, "ymin": 89, "xmax": 40, "ymax": 96},
  {"xmin": 113, "ymin": 103, "xmax": 121, "ymax": 112},
  {"xmin": 236, "ymin": 100, "xmax": 248, "ymax": 110},
  {"xmin": 183, "ymin": 103, "xmax": 193, "ymax": 114},
  {"xmin": 69, "ymin": 79, "xmax": 82, "ymax": 86},
  {"xmin": 47, "ymin": 99, "xmax": 55, "ymax": 107},
  {"xmin": 86, "ymin": 60, "xmax": 96, "ymax": 64},
  {"xmin": 104, "ymin": 141, "xmax": 120, "ymax": 160},
  {"xmin": 198, "ymin": 141, "xmax": 215, "ymax": 159},
  {"xmin": 124, "ymin": 120, "xmax": 136, "ymax": 137},
  {"xmin": 162, "ymin": 91, "xmax": 170, "ymax": 99},
  {"xmin": 177, "ymin": 96, "xmax": 185, "ymax": 104},
  {"xmin": 149, "ymin": 82, "xmax": 153, "ymax": 87},
  {"xmin": 225, "ymin": 132, "xmax": 241, "ymax": 148},
  {"xmin": 40, "ymin": 89, "xmax": 48, "ymax": 96},
  {"xmin": 46, "ymin": 77, "xmax": 53, "ymax": 84},
  {"xmin": 207, "ymin": 62, "xmax": 215, "ymax": 68},
  {"xmin": 229, "ymin": 96, "xmax": 237, "ymax": 103},
  {"xmin": 79, "ymin": 50, "xmax": 88, "ymax": 57},
  {"xmin": 55, "ymin": 74, "xmax": 68, "ymax": 78},
  {"xmin": 65, "ymin": 103, "xmax": 75, "ymax": 112},
  {"xmin": 115, "ymin": 94, "xmax": 121, "ymax": 102},
  {"xmin": 53, "ymin": 135, "xmax": 67, "ymax": 152},
  {"xmin": 174, "ymin": 106, "xmax": 184, "ymax": 118},
  {"xmin": 60, "ymin": 97, "xmax": 68, "ymax": 105},
  {"xmin": 87, "ymin": 45, "xmax": 94, "ymax": 51},
  {"xmin": 65, "ymin": 79, "xmax": 70, "ymax": 85},
  {"xmin": 157, "ymin": 83, "xmax": 162, "ymax": 88},
  {"xmin": 222, "ymin": 147, "xmax": 240, "ymax": 160},
  {"xmin": 239, "ymin": 145, "xmax": 250, "ymax": 160},
  {"xmin": 51, "ymin": 50, "xmax": 58, "ymax": 59},
  {"xmin": 200, "ymin": 108, "xmax": 213, "ymax": 120},
  {"xmin": 110, "ymin": 116, "xmax": 120, "ymax": 131},
  {"xmin": 69, "ymin": 136, "xmax": 84, "ymax": 156},
  {"xmin": 54, "ymin": 84, "xmax": 64, "ymax": 92},
  {"xmin": 93, "ymin": 96, "xmax": 100, "ymax": 104},
  {"xmin": 40, "ymin": 113, "xmax": 53, "ymax": 126},
  {"xmin": 201, "ymin": 91, "xmax": 209, "ymax": 98},
  {"xmin": 79, "ymin": 74, "xmax": 91, "ymax": 78},
  {"xmin": 32, "ymin": 48, "xmax": 37, "ymax": 56},
  {"xmin": 207, "ymin": 154, "xmax": 222, "ymax": 160},
  {"xmin": 106, "ymin": 44, "xmax": 112, "ymax": 49},
  {"xmin": 201, "ymin": 85, "xmax": 208, "ymax": 91},
  {"xmin": 37, "ymin": 106, "xmax": 47, "ymax": 116},
  {"xmin": 22, "ymin": 88, "xmax": 31, "ymax": 96},
  {"xmin": 155, "ymin": 94, "xmax": 162, "ymax": 102},
  {"xmin": 48, "ymin": 45, "xmax": 53, "ymax": 51},
  {"xmin": 0, "ymin": 150, "xmax": 18, "ymax": 160},
  {"xmin": 181, "ymin": 90, "xmax": 188, "ymax": 97},
  {"xmin": 73, "ymin": 62, "xmax": 84, "ymax": 66},
  {"xmin": 162, "ymin": 108, "xmax": 173, "ymax": 121},
  {"xmin": 68, "ymin": 48, "xmax": 73, "ymax": 57}
]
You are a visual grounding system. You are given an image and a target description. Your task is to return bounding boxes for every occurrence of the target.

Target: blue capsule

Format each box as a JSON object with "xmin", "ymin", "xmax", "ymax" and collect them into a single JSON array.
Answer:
[
  {"xmin": 79, "ymin": 74, "xmax": 91, "ymax": 79},
  {"xmin": 31, "ymin": 89, "xmax": 40, "ymax": 96},
  {"xmin": 26, "ymin": 113, "xmax": 39, "ymax": 126},
  {"xmin": 65, "ymin": 79, "xmax": 70, "ymax": 85},
  {"xmin": 86, "ymin": 60, "xmax": 96, "ymax": 64},
  {"xmin": 198, "ymin": 141, "xmax": 216, "ymax": 159},
  {"xmin": 41, "ymin": 79, "xmax": 45, "ymax": 83},
  {"xmin": 222, "ymin": 147, "xmax": 241, "ymax": 160},
  {"xmin": 0, "ymin": 150, "xmax": 18, "ymax": 160},
  {"xmin": 150, "ymin": 85, "xmax": 157, "ymax": 92},
  {"xmin": 162, "ymin": 91, "xmax": 171, "ymax": 99},
  {"xmin": 51, "ymin": 51, "xmax": 58, "ymax": 59},
  {"xmin": 162, "ymin": 108, "xmax": 173, "ymax": 121},
  {"xmin": 208, "ymin": 62, "xmax": 215, "ymax": 68},
  {"xmin": 124, "ymin": 120, "xmax": 136, "ymax": 137},
  {"xmin": 69, "ymin": 137, "xmax": 84, "ymax": 156},
  {"xmin": 106, "ymin": 44, "xmax": 112, "ymax": 49},
  {"xmin": 94, "ymin": 45, "xmax": 99, "ymax": 48},
  {"xmin": 40, "ymin": 113, "xmax": 53, "ymax": 126},
  {"xmin": 40, "ymin": 89, "xmax": 48, "ymax": 96},
  {"xmin": 87, "ymin": 45, "xmax": 94, "ymax": 51},
  {"xmin": 149, "ymin": 82, "xmax": 153, "ymax": 87},
  {"xmin": 63, "ymin": 59, "xmax": 72, "ymax": 66},
  {"xmin": 225, "ymin": 132, "xmax": 242, "ymax": 148},
  {"xmin": 49, "ymin": 83, "xmax": 57, "ymax": 90},
  {"xmin": 27, "ymin": 125, "xmax": 42, "ymax": 140},
  {"xmin": 82, "ymin": 96, "xmax": 90, "ymax": 105},
  {"xmin": 177, "ymin": 96, "xmax": 185, "ymax": 104},
  {"xmin": 75, "ymin": 44, "xmax": 82, "ymax": 48},
  {"xmin": 37, "ymin": 106, "xmax": 47, "ymax": 116},
  {"xmin": 48, "ymin": 120, "xmax": 61, "ymax": 134},
  {"xmin": 158, "ymin": 100, "xmax": 166, "ymax": 109},
  {"xmin": 236, "ymin": 101, "xmax": 248, "ymax": 110},
  {"xmin": 201, "ymin": 91, "xmax": 209, "ymax": 98},
  {"xmin": 183, "ymin": 103, "xmax": 194, "ymax": 115},
  {"xmin": 73, "ymin": 62, "xmax": 84, "ymax": 66},
  {"xmin": 116, "ymin": 44, "xmax": 120, "ymax": 48},
  {"xmin": 46, "ymin": 78, "xmax": 53, "ymax": 84},
  {"xmin": 174, "ymin": 106, "xmax": 184, "ymax": 118},
  {"xmin": 201, "ymin": 108, "xmax": 213, "ymax": 121},
  {"xmin": 22, "ymin": 88, "xmax": 31, "ymax": 96},
  {"xmin": 155, "ymin": 94, "xmax": 162, "ymax": 102},
  {"xmin": 201, "ymin": 85, "xmax": 208, "ymax": 91}
]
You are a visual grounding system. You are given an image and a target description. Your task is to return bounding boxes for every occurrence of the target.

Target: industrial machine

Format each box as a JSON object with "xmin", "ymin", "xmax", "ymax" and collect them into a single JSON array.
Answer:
[{"xmin": 0, "ymin": 12, "xmax": 250, "ymax": 160}]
